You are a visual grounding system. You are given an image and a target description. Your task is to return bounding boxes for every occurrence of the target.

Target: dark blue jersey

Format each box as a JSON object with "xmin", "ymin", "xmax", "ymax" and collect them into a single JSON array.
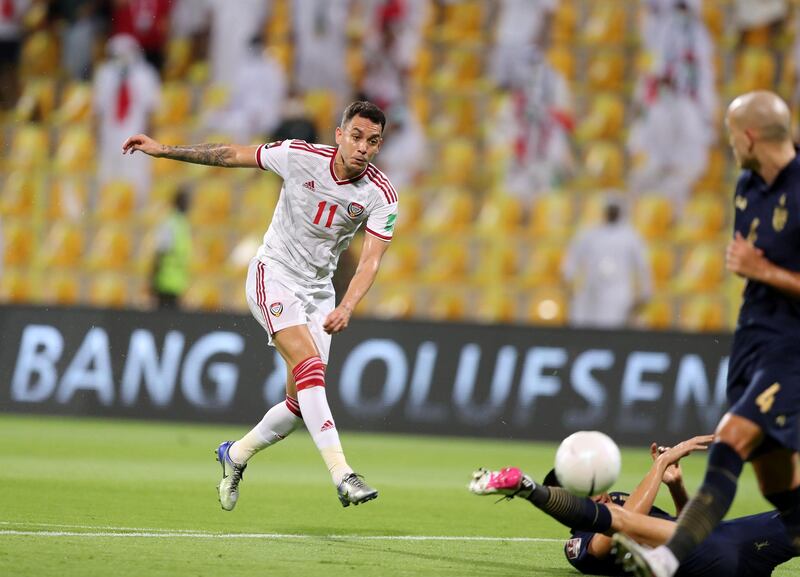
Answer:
[
  {"xmin": 728, "ymin": 154, "xmax": 800, "ymax": 454},
  {"xmin": 564, "ymin": 493, "xmax": 795, "ymax": 576},
  {"xmin": 731, "ymin": 154, "xmax": 800, "ymax": 337}
]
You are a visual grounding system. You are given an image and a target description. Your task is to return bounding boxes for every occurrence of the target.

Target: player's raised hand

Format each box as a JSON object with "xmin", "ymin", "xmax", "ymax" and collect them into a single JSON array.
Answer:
[
  {"xmin": 655, "ymin": 434, "xmax": 714, "ymax": 470},
  {"xmin": 323, "ymin": 303, "xmax": 352, "ymax": 334},
  {"xmin": 726, "ymin": 231, "xmax": 768, "ymax": 280},
  {"xmin": 122, "ymin": 133, "xmax": 164, "ymax": 157}
]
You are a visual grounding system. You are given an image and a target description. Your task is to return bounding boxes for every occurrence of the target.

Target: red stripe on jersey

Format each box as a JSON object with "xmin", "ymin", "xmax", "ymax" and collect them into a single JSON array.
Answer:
[
  {"xmin": 366, "ymin": 170, "xmax": 395, "ymax": 204},
  {"xmin": 366, "ymin": 167, "xmax": 397, "ymax": 203},
  {"xmin": 290, "ymin": 141, "xmax": 334, "ymax": 158},
  {"xmin": 365, "ymin": 226, "xmax": 392, "ymax": 241},
  {"xmin": 257, "ymin": 261, "xmax": 274, "ymax": 334},
  {"xmin": 255, "ymin": 144, "xmax": 265, "ymax": 170},
  {"xmin": 267, "ymin": 140, "xmax": 283, "ymax": 148},
  {"xmin": 328, "ymin": 153, "xmax": 368, "ymax": 185}
]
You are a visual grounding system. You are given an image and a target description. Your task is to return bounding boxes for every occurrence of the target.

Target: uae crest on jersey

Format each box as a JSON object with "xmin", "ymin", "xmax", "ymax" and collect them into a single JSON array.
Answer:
[
  {"xmin": 347, "ymin": 202, "xmax": 365, "ymax": 219},
  {"xmin": 773, "ymin": 194, "xmax": 788, "ymax": 232},
  {"xmin": 269, "ymin": 302, "xmax": 283, "ymax": 317}
]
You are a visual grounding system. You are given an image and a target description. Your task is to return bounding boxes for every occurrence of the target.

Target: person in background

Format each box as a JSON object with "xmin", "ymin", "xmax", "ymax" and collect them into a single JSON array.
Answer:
[
  {"xmin": 93, "ymin": 33, "xmax": 160, "ymax": 205},
  {"xmin": 562, "ymin": 196, "xmax": 652, "ymax": 328},
  {"xmin": 151, "ymin": 188, "xmax": 192, "ymax": 310}
]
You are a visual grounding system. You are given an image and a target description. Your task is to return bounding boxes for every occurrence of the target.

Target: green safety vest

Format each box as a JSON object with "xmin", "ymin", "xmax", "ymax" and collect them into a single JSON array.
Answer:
[{"xmin": 154, "ymin": 213, "xmax": 191, "ymax": 295}]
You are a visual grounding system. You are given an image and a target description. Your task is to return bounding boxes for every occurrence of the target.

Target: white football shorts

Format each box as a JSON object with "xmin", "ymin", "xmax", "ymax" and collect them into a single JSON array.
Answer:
[{"xmin": 245, "ymin": 257, "xmax": 335, "ymax": 364}]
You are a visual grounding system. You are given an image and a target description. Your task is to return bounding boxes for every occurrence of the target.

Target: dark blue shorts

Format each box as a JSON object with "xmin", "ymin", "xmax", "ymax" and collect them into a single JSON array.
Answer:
[
  {"xmin": 728, "ymin": 338, "xmax": 800, "ymax": 455},
  {"xmin": 677, "ymin": 512, "xmax": 795, "ymax": 577}
]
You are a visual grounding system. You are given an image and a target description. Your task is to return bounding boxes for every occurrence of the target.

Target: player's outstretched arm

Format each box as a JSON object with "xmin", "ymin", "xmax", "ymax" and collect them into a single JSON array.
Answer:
[
  {"xmin": 122, "ymin": 134, "xmax": 260, "ymax": 168},
  {"xmin": 323, "ymin": 233, "xmax": 390, "ymax": 335}
]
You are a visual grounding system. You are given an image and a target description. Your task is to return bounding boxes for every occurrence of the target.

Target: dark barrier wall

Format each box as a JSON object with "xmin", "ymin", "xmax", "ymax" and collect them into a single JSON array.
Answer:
[{"xmin": 0, "ymin": 305, "xmax": 732, "ymax": 445}]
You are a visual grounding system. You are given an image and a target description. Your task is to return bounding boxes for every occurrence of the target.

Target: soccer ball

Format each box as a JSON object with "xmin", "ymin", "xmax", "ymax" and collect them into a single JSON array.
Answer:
[{"xmin": 554, "ymin": 431, "xmax": 621, "ymax": 497}]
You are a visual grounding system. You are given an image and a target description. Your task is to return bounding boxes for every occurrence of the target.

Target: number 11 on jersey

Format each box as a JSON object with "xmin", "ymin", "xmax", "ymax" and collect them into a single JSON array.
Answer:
[{"xmin": 314, "ymin": 201, "xmax": 338, "ymax": 228}]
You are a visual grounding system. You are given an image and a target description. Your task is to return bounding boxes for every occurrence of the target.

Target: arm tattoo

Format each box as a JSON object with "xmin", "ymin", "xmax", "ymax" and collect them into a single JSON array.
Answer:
[{"xmin": 162, "ymin": 143, "xmax": 236, "ymax": 167}]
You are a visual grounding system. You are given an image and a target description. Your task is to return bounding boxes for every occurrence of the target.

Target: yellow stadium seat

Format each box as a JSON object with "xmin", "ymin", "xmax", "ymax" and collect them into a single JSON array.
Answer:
[
  {"xmin": 163, "ymin": 38, "xmax": 193, "ymax": 81},
  {"xmin": 238, "ymin": 177, "xmax": 279, "ymax": 232},
  {"xmin": 551, "ymin": 2, "xmax": 578, "ymax": 44},
  {"xmin": 0, "ymin": 172, "xmax": 38, "ymax": 218},
  {"xmin": 588, "ymin": 51, "xmax": 625, "ymax": 91},
  {"xmin": 583, "ymin": 0, "xmax": 626, "ymax": 45},
  {"xmin": 184, "ymin": 278, "xmax": 224, "ymax": 311},
  {"xmin": 735, "ymin": 48, "xmax": 775, "ymax": 93},
  {"xmin": 472, "ymin": 286, "xmax": 516, "ymax": 324},
  {"xmin": 474, "ymin": 193, "xmax": 524, "ymax": 235},
  {"xmin": 673, "ymin": 243, "xmax": 725, "ymax": 294},
  {"xmin": 376, "ymin": 240, "xmax": 419, "ymax": 282},
  {"xmin": 87, "ymin": 225, "xmax": 133, "ymax": 270},
  {"xmin": 648, "ymin": 243, "xmax": 676, "ymax": 291},
  {"xmin": 635, "ymin": 297, "xmax": 674, "ymax": 330},
  {"xmin": 518, "ymin": 243, "xmax": 564, "ymax": 286},
  {"xmin": 54, "ymin": 82, "xmax": 93, "ymax": 124},
  {"xmin": 440, "ymin": 0, "xmax": 483, "ymax": 41},
  {"xmin": 583, "ymin": 141, "xmax": 624, "ymax": 187},
  {"xmin": 8, "ymin": 125, "xmax": 49, "ymax": 170},
  {"xmin": 702, "ymin": 1, "xmax": 724, "ymax": 40},
  {"xmin": 3, "ymin": 221, "xmax": 35, "ymax": 267},
  {"xmin": 420, "ymin": 190, "xmax": 474, "ymax": 234},
  {"xmin": 427, "ymin": 286, "xmax": 468, "ymax": 322},
  {"xmin": 152, "ymin": 128, "xmax": 190, "ymax": 178},
  {"xmin": 41, "ymin": 272, "xmax": 81, "ymax": 305},
  {"xmin": 528, "ymin": 193, "xmax": 575, "ymax": 239},
  {"xmin": 48, "ymin": 177, "xmax": 90, "ymax": 220},
  {"xmin": 0, "ymin": 269, "xmax": 33, "ymax": 303},
  {"xmin": 547, "ymin": 46, "xmax": 575, "ymax": 80},
  {"xmin": 420, "ymin": 240, "xmax": 470, "ymax": 282},
  {"xmin": 97, "ymin": 180, "xmax": 136, "ymax": 221},
  {"xmin": 411, "ymin": 47, "xmax": 434, "ymax": 85},
  {"xmin": 678, "ymin": 296, "xmax": 726, "ymax": 332},
  {"xmin": 191, "ymin": 179, "xmax": 232, "ymax": 225},
  {"xmin": 54, "ymin": 125, "xmax": 95, "ymax": 173},
  {"xmin": 440, "ymin": 139, "xmax": 477, "ymax": 187},
  {"xmin": 633, "ymin": 195, "xmax": 674, "ymax": 240},
  {"xmin": 14, "ymin": 78, "xmax": 56, "ymax": 122},
  {"xmin": 526, "ymin": 286, "xmax": 567, "ymax": 326},
  {"xmin": 154, "ymin": 82, "xmax": 193, "ymax": 127},
  {"xmin": 191, "ymin": 231, "xmax": 229, "ymax": 274},
  {"xmin": 576, "ymin": 94, "xmax": 625, "ymax": 142},
  {"xmin": 304, "ymin": 90, "xmax": 337, "ymax": 138},
  {"xmin": 577, "ymin": 193, "xmax": 608, "ymax": 228},
  {"xmin": 694, "ymin": 148, "xmax": 725, "ymax": 193},
  {"xmin": 19, "ymin": 30, "xmax": 59, "ymax": 80},
  {"xmin": 265, "ymin": 0, "xmax": 291, "ymax": 41},
  {"xmin": 675, "ymin": 195, "xmax": 726, "ymax": 242},
  {"xmin": 394, "ymin": 191, "xmax": 422, "ymax": 235},
  {"xmin": 370, "ymin": 285, "xmax": 416, "ymax": 320},
  {"xmin": 41, "ymin": 222, "xmax": 85, "ymax": 268},
  {"xmin": 472, "ymin": 239, "xmax": 518, "ymax": 284},
  {"xmin": 88, "ymin": 274, "xmax": 128, "ymax": 309}
]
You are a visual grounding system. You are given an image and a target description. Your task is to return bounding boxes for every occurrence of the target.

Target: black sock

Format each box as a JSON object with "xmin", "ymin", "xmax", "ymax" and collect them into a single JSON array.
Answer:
[
  {"xmin": 765, "ymin": 486, "xmax": 800, "ymax": 553},
  {"xmin": 525, "ymin": 484, "xmax": 612, "ymax": 533},
  {"xmin": 667, "ymin": 442, "xmax": 743, "ymax": 560}
]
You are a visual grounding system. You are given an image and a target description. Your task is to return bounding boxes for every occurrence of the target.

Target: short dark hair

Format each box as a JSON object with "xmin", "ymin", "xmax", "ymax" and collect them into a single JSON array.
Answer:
[
  {"xmin": 341, "ymin": 101, "xmax": 386, "ymax": 132},
  {"xmin": 543, "ymin": 468, "xmax": 561, "ymax": 487}
]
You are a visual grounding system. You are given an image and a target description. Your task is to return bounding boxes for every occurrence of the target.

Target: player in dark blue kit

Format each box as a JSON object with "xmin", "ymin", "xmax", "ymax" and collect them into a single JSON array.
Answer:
[
  {"xmin": 469, "ymin": 434, "xmax": 797, "ymax": 576},
  {"xmin": 614, "ymin": 90, "xmax": 800, "ymax": 576}
]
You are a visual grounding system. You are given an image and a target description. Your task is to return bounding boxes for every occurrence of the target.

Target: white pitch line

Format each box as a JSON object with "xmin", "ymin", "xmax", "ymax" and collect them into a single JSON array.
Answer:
[
  {"xmin": 0, "ymin": 521, "xmax": 207, "ymax": 534},
  {"xmin": 0, "ymin": 528, "xmax": 561, "ymax": 543}
]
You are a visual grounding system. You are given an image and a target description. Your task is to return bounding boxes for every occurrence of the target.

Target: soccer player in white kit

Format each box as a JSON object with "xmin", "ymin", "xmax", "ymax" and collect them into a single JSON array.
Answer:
[{"xmin": 122, "ymin": 101, "xmax": 397, "ymax": 509}]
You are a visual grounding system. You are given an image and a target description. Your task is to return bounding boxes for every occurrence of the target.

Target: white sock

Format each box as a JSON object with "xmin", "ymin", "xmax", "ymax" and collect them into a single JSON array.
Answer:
[
  {"xmin": 229, "ymin": 398, "xmax": 303, "ymax": 464},
  {"xmin": 297, "ymin": 386, "xmax": 353, "ymax": 485}
]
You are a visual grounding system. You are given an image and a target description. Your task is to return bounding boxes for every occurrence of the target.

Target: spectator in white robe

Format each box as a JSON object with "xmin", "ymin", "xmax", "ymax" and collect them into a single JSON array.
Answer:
[
  {"xmin": 203, "ymin": 37, "xmax": 287, "ymax": 143},
  {"xmin": 205, "ymin": 0, "xmax": 270, "ymax": 87},
  {"xmin": 628, "ymin": 0, "xmax": 716, "ymax": 213},
  {"xmin": 562, "ymin": 197, "xmax": 652, "ymax": 329},
  {"xmin": 292, "ymin": 0, "xmax": 350, "ymax": 107},
  {"xmin": 93, "ymin": 34, "xmax": 160, "ymax": 204},
  {"xmin": 374, "ymin": 104, "xmax": 427, "ymax": 192}
]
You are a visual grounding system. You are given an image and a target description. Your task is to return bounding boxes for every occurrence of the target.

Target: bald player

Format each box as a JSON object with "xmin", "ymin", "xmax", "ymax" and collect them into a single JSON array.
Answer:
[{"xmin": 615, "ymin": 90, "xmax": 800, "ymax": 576}]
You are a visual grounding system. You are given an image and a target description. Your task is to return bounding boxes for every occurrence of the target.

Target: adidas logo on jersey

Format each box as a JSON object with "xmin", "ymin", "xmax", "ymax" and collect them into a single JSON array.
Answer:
[
  {"xmin": 320, "ymin": 419, "xmax": 335, "ymax": 432},
  {"xmin": 303, "ymin": 180, "xmax": 315, "ymax": 191}
]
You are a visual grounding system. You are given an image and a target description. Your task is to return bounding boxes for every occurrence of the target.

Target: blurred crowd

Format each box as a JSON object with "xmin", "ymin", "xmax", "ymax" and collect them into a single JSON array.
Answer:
[{"xmin": 1, "ymin": 0, "xmax": 799, "ymax": 332}]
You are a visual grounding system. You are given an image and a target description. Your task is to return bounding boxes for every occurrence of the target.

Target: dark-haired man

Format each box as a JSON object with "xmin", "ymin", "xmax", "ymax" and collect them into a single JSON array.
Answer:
[
  {"xmin": 470, "ymin": 434, "xmax": 797, "ymax": 576},
  {"xmin": 124, "ymin": 101, "xmax": 398, "ymax": 510}
]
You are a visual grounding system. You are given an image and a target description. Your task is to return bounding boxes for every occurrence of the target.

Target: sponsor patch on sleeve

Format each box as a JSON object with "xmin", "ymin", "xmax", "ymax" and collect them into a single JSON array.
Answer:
[{"xmin": 566, "ymin": 538, "xmax": 582, "ymax": 560}]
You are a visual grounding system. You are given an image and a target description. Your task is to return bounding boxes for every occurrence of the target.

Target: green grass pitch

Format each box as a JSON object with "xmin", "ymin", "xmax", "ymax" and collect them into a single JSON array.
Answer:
[{"xmin": 0, "ymin": 414, "xmax": 797, "ymax": 577}]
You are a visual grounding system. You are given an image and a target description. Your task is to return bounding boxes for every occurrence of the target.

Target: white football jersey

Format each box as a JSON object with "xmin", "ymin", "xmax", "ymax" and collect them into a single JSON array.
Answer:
[{"xmin": 254, "ymin": 139, "xmax": 398, "ymax": 288}]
